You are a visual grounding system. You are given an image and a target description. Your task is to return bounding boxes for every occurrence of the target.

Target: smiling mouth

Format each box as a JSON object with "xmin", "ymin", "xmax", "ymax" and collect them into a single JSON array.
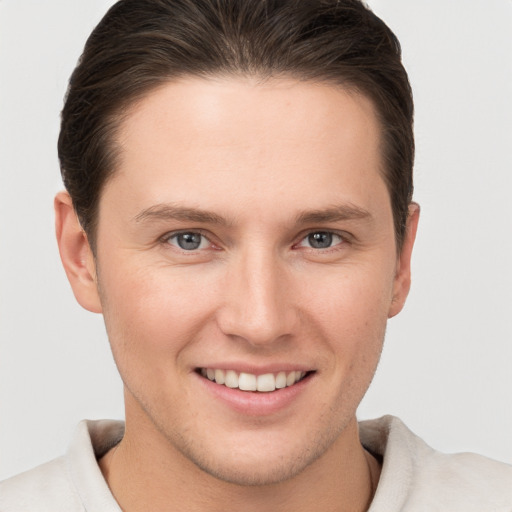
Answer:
[{"xmin": 197, "ymin": 368, "xmax": 311, "ymax": 392}]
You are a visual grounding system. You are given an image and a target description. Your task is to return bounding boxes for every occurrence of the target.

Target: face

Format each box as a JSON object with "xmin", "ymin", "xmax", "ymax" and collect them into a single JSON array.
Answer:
[{"xmin": 65, "ymin": 77, "xmax": 416, "ymax": 485}]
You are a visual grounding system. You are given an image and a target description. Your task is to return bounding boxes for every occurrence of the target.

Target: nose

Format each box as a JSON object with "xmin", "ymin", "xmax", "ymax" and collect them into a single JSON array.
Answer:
[{"xmin": 216, "ymin": 249, "xmax": 298, "ymax": 347}]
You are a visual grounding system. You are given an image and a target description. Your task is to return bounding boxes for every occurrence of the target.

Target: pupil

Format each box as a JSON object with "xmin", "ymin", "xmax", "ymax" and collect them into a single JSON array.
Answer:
[
  {"xmin": 178, "ymin": 232, "xmax": 201, "ymax": 250},
  {"xmin": 309, "ymin": 232, "xmax": 332, "ymax": 249}
]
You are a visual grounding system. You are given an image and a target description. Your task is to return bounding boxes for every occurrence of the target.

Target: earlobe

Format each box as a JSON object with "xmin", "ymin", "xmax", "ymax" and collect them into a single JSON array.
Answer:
[
  {"xmin": 388, "ymin": 203, "xmax": 420, "ymax": 318},
  {"xmin": 54, "ymin": 191, "xmax": 102, "ymax": 313}
]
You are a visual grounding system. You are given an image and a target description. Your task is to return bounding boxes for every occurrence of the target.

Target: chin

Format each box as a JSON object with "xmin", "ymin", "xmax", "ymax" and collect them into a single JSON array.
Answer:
[
  {"xmin": 185, "ymin": 448, "xmax": 318, "ymax": 487},
  {"xmin": 167, "ymin": 421, "xmax": 347, "ymax": 487}
]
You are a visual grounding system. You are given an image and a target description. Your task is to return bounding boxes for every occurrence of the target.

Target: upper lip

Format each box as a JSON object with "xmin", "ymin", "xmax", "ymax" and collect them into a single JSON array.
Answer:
[{"xmin": 194, "ymin": 363, "xmax": 314, "ymax": 375}]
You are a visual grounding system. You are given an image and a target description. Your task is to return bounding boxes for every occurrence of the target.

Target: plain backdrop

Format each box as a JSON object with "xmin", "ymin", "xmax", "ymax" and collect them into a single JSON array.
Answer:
[{"xmin": 1, "ymin": 0, "xmax": 511, "ymax": 480}]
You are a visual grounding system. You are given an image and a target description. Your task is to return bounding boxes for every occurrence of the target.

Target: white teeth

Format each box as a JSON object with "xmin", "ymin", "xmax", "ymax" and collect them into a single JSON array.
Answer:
[
  {"xmin": 201, "ymin": 368, "xmax": 307, "ymax": 392},
  {"xmin": 214, "ymin": 369, "xmax": 225, "ymax": 385},
  {"xmin": 257, "ymin": 373, "xmax": 275, "ymax": 392},
  {"xmin": 239, "ymin": 372, "xmax": 257, "ymax": 391},
  {"xmin": 225, "ymin": 370, "xmax": 238, "ymax": 388},
  {"xmin": 275, "ymin": 371, "xmax": 287, "ymax": 389}
]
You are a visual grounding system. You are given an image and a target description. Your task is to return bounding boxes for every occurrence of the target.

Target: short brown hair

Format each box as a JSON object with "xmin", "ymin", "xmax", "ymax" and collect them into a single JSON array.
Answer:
[{"xmin": 58, "ymin": 0, "xmax": 414, "ymax": 250}]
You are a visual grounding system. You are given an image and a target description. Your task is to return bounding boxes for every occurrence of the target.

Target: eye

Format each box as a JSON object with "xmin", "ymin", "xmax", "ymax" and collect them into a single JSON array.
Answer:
[
  {"xmin": 299, "ymin": 231, "xmax": 344, "ymax": 249},
  {"xmin": 166, "ymin": 231, "xmax": 210, "ymax": 251}
]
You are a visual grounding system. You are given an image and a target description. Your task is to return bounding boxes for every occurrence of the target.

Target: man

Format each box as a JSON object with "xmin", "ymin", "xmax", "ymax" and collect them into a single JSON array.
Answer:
[{"xmin": 1, "ymin": 0, "xmax": 510, "ymax": 510}]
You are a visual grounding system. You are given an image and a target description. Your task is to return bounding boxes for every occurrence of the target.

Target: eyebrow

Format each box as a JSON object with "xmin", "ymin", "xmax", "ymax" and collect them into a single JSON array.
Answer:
[
  {"xmin": 133, "ymin": 202, "xmax": 372, "ymax": 227},
  {"xmin": 133, "ymin": 203, "xmax": 230, "ymax": 226},
  {"xmin": 295, "ymin": 204, "xmax": 372, "ymax": 225}
]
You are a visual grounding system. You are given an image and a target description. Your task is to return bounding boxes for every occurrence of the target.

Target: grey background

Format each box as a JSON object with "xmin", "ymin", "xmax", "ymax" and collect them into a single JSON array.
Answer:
[{"xmin": 1, "ymin": 0, "xmax": 511, "ymax": 479}]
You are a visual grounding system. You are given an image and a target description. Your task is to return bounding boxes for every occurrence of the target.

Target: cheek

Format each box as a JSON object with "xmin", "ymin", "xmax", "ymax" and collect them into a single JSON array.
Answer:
[
  {"xmin": 305, "ymin": 260, "xmax": 395, "ymax": 334},
  {"xmin": 302, "ymin": 261, "xmax": 394, "ymax": 381},
  {"xmin": 97, "ymin": 261, "xmax": 219, "ymax": 372},
  {"xmin": 319, "ymin": 269, "xmax": 391, "ymax": 402}
]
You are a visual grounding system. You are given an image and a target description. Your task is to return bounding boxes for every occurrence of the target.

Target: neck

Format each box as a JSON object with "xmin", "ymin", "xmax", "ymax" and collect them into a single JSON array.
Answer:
[{"xmin": 100, "ymin": 414, "xmax": 380, "ymax": 512}]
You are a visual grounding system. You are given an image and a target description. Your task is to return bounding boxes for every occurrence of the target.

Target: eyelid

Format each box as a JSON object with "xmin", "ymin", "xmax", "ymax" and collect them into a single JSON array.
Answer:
[{"xmin": 158, "ymin": 228, "xmax": 351, "ymax": 252}]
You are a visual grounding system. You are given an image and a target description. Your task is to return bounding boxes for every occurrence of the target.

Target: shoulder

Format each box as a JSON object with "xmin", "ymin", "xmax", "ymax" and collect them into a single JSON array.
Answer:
[
  {"xmin": 361, "ymin": 415, "xmax": 512, "ymax": 512},
  {"xmin": 0, "ymin": 457, "xmax": 84, "ymax": 512},
  {"xmin": 0, "ymin": 419, "xmax": 124, "ymax": 512}
]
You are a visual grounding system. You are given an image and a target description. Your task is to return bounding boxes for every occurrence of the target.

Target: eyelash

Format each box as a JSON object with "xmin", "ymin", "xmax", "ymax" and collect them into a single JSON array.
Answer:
[{"xmin": 162, "ymin": 230, "xmax": 347, "ymax": 253}]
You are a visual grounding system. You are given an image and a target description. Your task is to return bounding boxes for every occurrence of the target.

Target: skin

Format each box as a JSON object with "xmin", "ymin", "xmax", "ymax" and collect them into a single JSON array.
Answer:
[{"xmin": 55, "ymin": 77, "xmax": 419, "ymax": 511}]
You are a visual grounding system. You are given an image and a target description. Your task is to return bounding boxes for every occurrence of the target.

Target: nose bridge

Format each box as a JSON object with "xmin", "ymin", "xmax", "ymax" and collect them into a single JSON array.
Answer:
[{"xmin": 219, "ymin": 244, "xmax": 295, "ymax": 346}]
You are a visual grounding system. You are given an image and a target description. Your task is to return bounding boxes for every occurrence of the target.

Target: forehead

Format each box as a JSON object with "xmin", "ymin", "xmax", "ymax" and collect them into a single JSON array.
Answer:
[{"xmin": 105, "ymin": 77, "xmax": 389, "ymax": 226}]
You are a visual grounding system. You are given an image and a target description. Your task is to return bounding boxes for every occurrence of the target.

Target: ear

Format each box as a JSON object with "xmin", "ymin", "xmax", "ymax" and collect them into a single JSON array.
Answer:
[
  {"xmin": 55, "ymin": 191, "xmax": 102, "ymax": 313},
  {"xmin": 388, "ymin": 203, "xmax": 420, "ymax": 318}
]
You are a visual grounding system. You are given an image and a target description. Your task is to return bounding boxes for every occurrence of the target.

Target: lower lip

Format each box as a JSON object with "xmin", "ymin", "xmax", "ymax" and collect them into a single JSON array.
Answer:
[{"xmin": 195, "ymin": 372, "xmax": 313, "ymax": 416}]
